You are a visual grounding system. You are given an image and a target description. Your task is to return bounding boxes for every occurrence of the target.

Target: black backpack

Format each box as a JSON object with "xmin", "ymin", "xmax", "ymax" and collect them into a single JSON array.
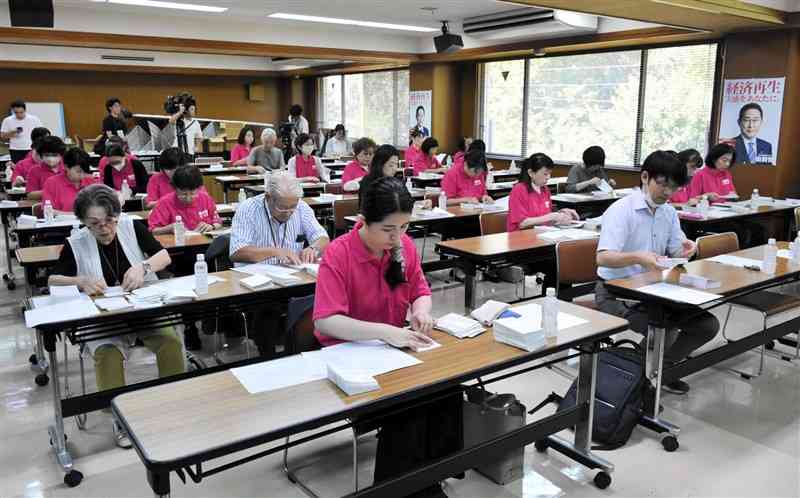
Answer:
[{"xmin": 536, "ymin": 340, "xmax": 655, "ymax": 450}]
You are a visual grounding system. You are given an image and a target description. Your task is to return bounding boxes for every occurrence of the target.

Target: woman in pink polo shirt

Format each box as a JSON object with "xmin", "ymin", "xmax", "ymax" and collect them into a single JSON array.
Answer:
[
  {"xmin": 102, "ymin": 143, "xmax": 149, "ymax": 194},
  {"xmin": 26, "ymin": 135, "xmax": 66, "ymax": 200},
  {"xmin": 287, "ymin": 133, "xmax": 329, "ymax": 183},
  {"xmin": 403, "ymin": 128, "xmax": 424, "ymax": 171},
  {"xmin": 149, "ymin": 165, "xmax": 221, "ymax": 234},
  {"xmin": 42, "ymin": 148, "xmax": 96, "ymax": 214},
  {"xmin": 358, "ymin": 144, "xmax": 402, "ymax": 208},
  {"xmin": 688, "ymin": 143, "xmax": 737, "ymax": 201},
  {"xmin": 411, "ymin": 137, "xmax": 447, "ymax": 176},
  {"xmin": 451, "ymin": 136, "xmax": 473, "ymax": 168},
  {"xmin": 145, "ymin": 147, "xmax": 185, "ymax": 209},
  {"xmin": 669, "ymin": 148, "xmax": 705, "ymax": 205},
  {"xmin": 440, "ymin": 148, "xmax": 493, "ymax": 206},
  {"xmin": 10, "ymin": 126, "xmax": 50, "ymax": 187},
  {"xmin": 341, "ymin": 137, "xmax": 376, "ymax": 192},
  {"xmin": 508, "ymin": 153, "xmax": 579, "ymax": 231},
  {"xmin": 230, "ymin": 127, "xmax": 254, "ymax": 166},
  {"xmin": 314, "ymin": 176, "xmax": 460, "ymax": 495}
]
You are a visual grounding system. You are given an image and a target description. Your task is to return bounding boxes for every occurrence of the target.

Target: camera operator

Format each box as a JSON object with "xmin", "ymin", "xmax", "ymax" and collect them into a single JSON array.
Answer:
[
  {"xmin": 287, "ymin": 104, "xmax": 309, "ymax": 134},
  {"xmin": 166, "ymin": 93, "xmax": 203, "ymax": 159},
  {"xmin": 94, "ymin": 97, "xmax": 132, "ymax": 155}
]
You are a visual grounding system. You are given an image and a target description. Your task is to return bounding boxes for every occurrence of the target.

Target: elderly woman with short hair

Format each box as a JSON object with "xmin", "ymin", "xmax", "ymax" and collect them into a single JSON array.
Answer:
[{"xmin": 48, "ymin": 183, "xmax": 184, "ymax": 448}]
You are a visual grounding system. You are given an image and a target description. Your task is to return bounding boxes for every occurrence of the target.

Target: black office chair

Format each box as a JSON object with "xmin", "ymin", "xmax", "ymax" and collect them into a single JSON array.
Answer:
[{"xmin": 205, "ymin": 234, "xmax": 233, "ymax": 272}]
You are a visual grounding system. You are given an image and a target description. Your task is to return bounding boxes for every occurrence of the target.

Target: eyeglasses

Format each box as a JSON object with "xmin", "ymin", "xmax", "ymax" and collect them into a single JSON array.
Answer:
[
  {"xmin": 741, "ymin": 118, "xmax": 762, "ymax": 125},
  {"xmin": 270, "ymin": 199, "xmax": 297, "ymax": 215},
  {"xmin": 85, "ymin": 217, "xmax": 118, "ymax": 230},
  {"xmin": 653, "ymin": 179, "xmax": 680, "ymax": 193}
]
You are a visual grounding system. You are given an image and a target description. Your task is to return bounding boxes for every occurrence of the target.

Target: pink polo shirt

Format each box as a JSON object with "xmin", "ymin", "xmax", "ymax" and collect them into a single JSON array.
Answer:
[
  {"xmin": 230, "ymin": 144, "xmax": 251, "ymax": 164},
  {"xmin": 146, "ymin": 171, "xmax": 174, "ymax": 203},
  {"xmin": 11, "ymin": 152, "xmax": 37, "ymax": 183},
  {"xmin": 341, "ymin": 160, "xmax": 368, "ymax": 185},
  {"xmin": 404, "ymin": 145, "xmax": 422, "ymax": 168},
  {"xmin": 313, "ymin": 225, "xmax": 432, "ymax": 347},
  {"xmin": 26, "ymin": 162, "xmax": 64, "ymax": 193},
  {"xmin": 507, "ymin": 182, "xmax": 552, "ymax": 232},
  {"xmin": 148, "ymin": 191, "xmax": 221, "ymax": 231},
  {"xmin": 42, "ymin": 171, "xmax": 96, "ymax": 212},
  {"xmin": 669, "ymin": 186, "xmax": 691, "ymax": 204},
  {"xmin": 293, "ymin": 154, "xmax": 322, "ymax": 179},
  {"xmin": 688, "ymin": 167, "xmax": 735, "ymax": 199},
  {"xmin": 412, "ymin": 153, "xmax": 441, "ymax": 176},
  {"xmin": 102, "ymin": 154, "xmax": 138, "ymax": 190},
  {"xmin": 441, "ymin": 165, "xmax": 487, "ymax": 199}
]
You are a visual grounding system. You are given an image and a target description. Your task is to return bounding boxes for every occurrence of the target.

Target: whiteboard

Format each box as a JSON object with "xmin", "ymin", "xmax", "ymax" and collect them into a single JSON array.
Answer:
[{"xmin": 25, "ymin": 102, "xmax": 67, "ymax": 138}]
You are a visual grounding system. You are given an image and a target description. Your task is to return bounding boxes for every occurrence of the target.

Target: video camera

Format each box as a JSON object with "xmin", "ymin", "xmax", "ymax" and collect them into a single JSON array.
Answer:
[
  {"xmin": 278, "ymin": 121, "xmax": 296, "ymax": 162},
  {"xmin": 164, "ymin": 92, "xmax": 196, "ymax": 117}
]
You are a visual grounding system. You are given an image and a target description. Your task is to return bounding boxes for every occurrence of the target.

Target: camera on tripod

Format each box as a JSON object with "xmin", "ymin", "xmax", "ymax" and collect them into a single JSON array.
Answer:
[{"xmin": 164, "ymin": 92, "xmax": 196, "ymax": 117}]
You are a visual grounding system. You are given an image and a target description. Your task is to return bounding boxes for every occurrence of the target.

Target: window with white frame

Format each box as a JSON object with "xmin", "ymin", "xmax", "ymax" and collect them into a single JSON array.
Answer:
[
  {"xmin": 319, "ymin": 69, "xmax": 410, "ymax": 147},
  {"xmin": 479, "ymin": 43, "xmax": 719, "ymax": 166}
]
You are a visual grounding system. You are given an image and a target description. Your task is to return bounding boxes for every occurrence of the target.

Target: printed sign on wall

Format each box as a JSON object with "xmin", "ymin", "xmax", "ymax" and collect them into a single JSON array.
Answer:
[
  {"xmin": 718, "ymin": 77, "xmax": 785, "ymax": 165},
  {"xmin": 409, "ymin": 90, "xmax": 432, "ymax": 138}
]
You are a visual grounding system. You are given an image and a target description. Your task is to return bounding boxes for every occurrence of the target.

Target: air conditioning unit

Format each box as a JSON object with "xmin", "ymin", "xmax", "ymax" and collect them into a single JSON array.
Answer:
[{"xmin": 463, "ymin": 8, "xmax": 597, "ymax": 41}]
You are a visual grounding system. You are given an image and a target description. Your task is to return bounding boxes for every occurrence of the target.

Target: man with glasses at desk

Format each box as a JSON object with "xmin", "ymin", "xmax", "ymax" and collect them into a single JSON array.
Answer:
[{"xmin": 594, "ymin": 150, "xmax": 719, "ymax": 396}]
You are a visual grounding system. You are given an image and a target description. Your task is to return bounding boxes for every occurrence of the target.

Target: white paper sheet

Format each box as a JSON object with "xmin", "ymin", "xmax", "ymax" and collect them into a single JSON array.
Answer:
[
  {"xmin": 216, "ymin": 175, "xmax": 240, "ymax": 181},
  {"xmin": 231, "ymin": 355, "xmax": 328, "ymax": 394},
  {"xmin": 636, "ymin": 282, "xmax": 722, "ymax": 305},
  {"xmin": 555, "ymin": 194, "xmax": 593, "ymax": 202},
  {"xmin": 538, "ymin": 228, "xmax": 599, "ymax": 242},
  {"xmin": 0, "ymin": 200, "xmax": 19, "ymax": 208},
  {"xmin": 232, "ymin": 263, "xmax": 300, "ymax": 278},
  {"xmin": 414, "ymin": 207, "xmax": 454, "ymax": 219},
  {"xmin": 494, "ymin": 303, "xmax": 589, "ymax": 334},
  {"xmin": 597, "ymin": 179, "xmax": 613, "ymax": 193},
  {"xmin": 104, "ymin": 286, "xmax": 126, "ymax": 297},
  {"xmin": 302, "ymin": 340, "xmax": 422, "ymax": 378},
  {"xmin": 410, "ymin": 340, "xmax": 442, "ymax": 353},
  {"xmin": 25, "ymin": 295, "xmax": 99, "ymax": 328},
  {"xmin": 94, "ymin": 297, "xmax": 133, "ymax": 311},
  {"xmin": 708, "ymin": 254, "xmax": 763, "ymax": 269},
  {"xmin": 49, "ymin": 285, "xmax": 80, "ymax": 298}
]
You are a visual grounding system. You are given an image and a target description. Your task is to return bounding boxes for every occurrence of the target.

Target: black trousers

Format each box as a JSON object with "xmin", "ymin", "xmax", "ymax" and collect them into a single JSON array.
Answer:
[{"xmin": 9, "ymin": 149, "xmax": 29, "ymax": 163}]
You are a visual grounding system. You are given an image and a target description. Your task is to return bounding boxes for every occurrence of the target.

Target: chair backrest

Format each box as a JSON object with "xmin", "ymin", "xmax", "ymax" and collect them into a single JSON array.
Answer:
[
  {"xmin": 696, "ymin": 232, "xmax": 739, "ymax": 260},
  {"xmin": 204, "ymin": 234, "xmax": 232, "ymax": 272},
  {"xmin": 794, "ymin": 207, "xmax": 800, "ymax": 233},
  {"xmin": 556, "ymin": 238, "xmax": 599, "ymax": 286},
  {"xmin": 333, "ymin": 197, "xmax": 359, "ymax": 231},
  {"xmin": 480, "ymin": 212, "xmax": 508, "ymax": 235},
  {"xmin": 195, "ymin": 156, "xmax": 224, "ymax": 165},
  {"xmin": 325, "ymin": 183, "xmax": 343, "ymax": 195},
  {"xmin": 286, "ymin": 295, "xmax": 320, "ymax": 354}
]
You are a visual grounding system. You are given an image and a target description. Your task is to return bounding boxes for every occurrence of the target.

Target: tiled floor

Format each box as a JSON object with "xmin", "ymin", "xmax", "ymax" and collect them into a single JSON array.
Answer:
[{"xmin": 0, "ymin": 235, "xmax": 798, "ymax": 498}]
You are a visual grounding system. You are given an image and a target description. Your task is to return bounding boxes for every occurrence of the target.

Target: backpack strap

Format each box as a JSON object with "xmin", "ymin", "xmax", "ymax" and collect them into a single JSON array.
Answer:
[{"xmin": 527, "ymin": 392, "xmax": 562, "ymax": 415}]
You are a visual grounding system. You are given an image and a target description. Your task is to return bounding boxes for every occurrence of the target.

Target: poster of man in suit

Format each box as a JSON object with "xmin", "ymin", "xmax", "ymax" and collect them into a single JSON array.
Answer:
[{"xmin": 718, "ymin": 77, "xmax": 785, "ymax": 165}]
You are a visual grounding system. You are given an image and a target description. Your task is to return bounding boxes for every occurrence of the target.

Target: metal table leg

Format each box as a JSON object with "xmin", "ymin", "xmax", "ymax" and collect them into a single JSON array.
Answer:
[
  {"xmin": 147, "ymin": 469, "xmax": 171, "ymax": 498},
  {"xmin": 639, "ymin": 318, "xmax": 681, "ymax": 452},
  {"xmin": 543, "ymin": 344, "xmax": 615, "ymax": 489},
  {"xmin": 31, "ymin": 329, "xmax": 50, "ymax": 385},
  {"xmin": 462, "ymin": 260, "xmax": 477, "ymax": 312},
  {"xmin": 2, "ymin": 211, "xmax": 16, "ymax": 289},
  {"xmin": 43, "ymin": 330, "xmax": 83, "ymax": 487}
]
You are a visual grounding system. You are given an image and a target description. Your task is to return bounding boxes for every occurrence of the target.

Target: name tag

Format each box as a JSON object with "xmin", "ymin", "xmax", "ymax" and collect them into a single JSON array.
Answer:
[
  {"xmin": 722, "ymin": 179, "xmax": 730, "ymax": 185},
  {"xmin": 473, "ymin": 179, "xmax": 481, "ymax": 186},
  {"xmin": 545, "ymin": 201, "xmax": 550, "ymax": 208},
  {"xmin": 127, "ymin": 174, "xmax": 135, "ymax": 182},
  {"xmin": 199, "ymin": 210, "xmax": 209, "ymax": 218}
]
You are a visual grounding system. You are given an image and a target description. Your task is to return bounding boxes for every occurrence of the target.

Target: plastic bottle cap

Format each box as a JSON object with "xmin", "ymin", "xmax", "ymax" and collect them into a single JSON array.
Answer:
[
  {"xmin": 197, "ymin": 254, "xmax": 204, "ymax": 261},
  {"xmin": 175, "ymin": 215, "xmax": 182, "ymax": 221},
  {"xmin": 546, "ymin": 287, "xmax": 556, "ymax": 297},
  {"xmin": 768, "ymin": 238, "xmax": 776, "ymax": 245}
]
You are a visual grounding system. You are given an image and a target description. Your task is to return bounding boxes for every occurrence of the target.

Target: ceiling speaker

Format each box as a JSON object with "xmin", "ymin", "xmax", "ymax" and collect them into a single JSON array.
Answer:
[{"xmin": 9, "ymin": 0, "xmax": 54, "ymax": 28}]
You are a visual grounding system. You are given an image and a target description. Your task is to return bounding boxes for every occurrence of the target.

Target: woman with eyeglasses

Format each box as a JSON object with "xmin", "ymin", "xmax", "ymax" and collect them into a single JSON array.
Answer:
[
  {"xmin": 148, "ymin": 165, "xmax": 221, "ymax": 235},
  {"xmin": 48, "ymin": 184, "xmax": 184, "ymax": 448}
]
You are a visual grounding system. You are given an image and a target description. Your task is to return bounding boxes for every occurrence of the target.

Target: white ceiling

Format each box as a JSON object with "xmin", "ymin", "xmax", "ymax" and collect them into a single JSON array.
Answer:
[{"xmin": 743, "ymin": 0, "xmax": 800, "ymax": 11}]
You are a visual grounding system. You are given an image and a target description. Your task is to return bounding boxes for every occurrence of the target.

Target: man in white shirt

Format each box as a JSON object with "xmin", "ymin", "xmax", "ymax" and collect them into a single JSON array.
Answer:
[
  {"xmin": 594, "ymin": 150, "xmax": 719, "ymax": 395},
  {"xmin": 324, "ymin": 124, "xmax": 351, "ymax": 157},
  {"xmin": 288, "ymin": 104, "xmax": 309, "ymax": 135},
  {"xmin": 169, "ymin": 102, "xmax": 203, "ymax": 158},
  {"xmin": 1, "ymin": 100, "xmax": 42, "ymax": 162}
]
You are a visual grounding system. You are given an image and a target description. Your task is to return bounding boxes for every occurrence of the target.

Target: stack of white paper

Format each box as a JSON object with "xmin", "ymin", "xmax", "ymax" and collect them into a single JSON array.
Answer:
[
  {"xmin": 436, "ymin": 313, "xmax": 485, "ymax": 338},
  {"xmin": 470, "ymin": 300, "xmax": 510, "ymax": 326},
  {"xmin": 597, "ymin": 179, "xmax": 613, "ymax": 193},
  {"xmin": 94, "ymin": 297, "xmax": 133, "ymax": 311},
  {"xmin": 302, "ymin": 340, "xmax": 422, "ymax": 377},
  {"xmin": 0, "ymin": 200, "xmax": 19, "ymax": 208},
  {"xmin": 327, "ymin": 363, "xmax": 380, "ymax": 396},
  {"xmin": 25, "ymin": 294, "xmax": 99, "ymax": 328},
  {"xmin": 231, "ymin": 355, "xmax": 327, "ymax": 394},
  {"xmin": 460, "ymin": 202, "xmax": 505, "ymax": 212},
  {"xmin": 708, "ymin": 254, "xmax": 763, "ymax": 269},
  {"xmin": 493, "ymin": 303, "xmax": 588, "ymax": 352},
  {"xmin": 415, "ymin": 207, "xmax": 454, "ymax": 219},
  {"xmin": 290, "ymin": 263, "xmax": 319, "ymax": 277},
  {"xmin": 538, "ymin": 229, "xmax": 599, "ymax": 242},
  {"xmin": 216, "ymin": 175, "xmax": 240, "ymax": 181},
  {"xmin": 657, "ymin": 257, "xmax": 689, "ymax": 269},
  {"xmin": 635, "ymin": 282, "xmax": 722, "ymax": 305},
  {"xmin": 233, "ymin": 263, "xmax": 301, "ymax": 285},
  {"xmin": 240, "ymin": 274, "xmax": 273, "ymax": 290}
]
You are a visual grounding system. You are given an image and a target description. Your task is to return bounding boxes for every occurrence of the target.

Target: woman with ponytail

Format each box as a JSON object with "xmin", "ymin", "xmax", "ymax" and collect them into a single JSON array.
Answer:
[{"xmin": 313, "ymin": 176, "xmax": 461, "ymax": 498}]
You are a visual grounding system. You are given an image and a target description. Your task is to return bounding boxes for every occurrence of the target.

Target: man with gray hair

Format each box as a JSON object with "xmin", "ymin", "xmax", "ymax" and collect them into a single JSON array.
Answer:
[
  {"xmin": 247, "ymin": 127, "xmax": 285, "ymax": 173},
  {"xmin": 230, "ymin": 171, "xmax": 329, "ymax": 266}
]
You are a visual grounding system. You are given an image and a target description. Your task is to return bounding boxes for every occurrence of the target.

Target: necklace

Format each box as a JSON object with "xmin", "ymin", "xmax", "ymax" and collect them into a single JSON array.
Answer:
[{"xmin": 98, "ymin": 239, "xmax": 122, "ymax": 286}]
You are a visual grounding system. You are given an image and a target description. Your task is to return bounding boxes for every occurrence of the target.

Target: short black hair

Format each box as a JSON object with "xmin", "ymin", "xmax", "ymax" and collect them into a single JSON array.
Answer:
[
  {"xmin": 352, "ymin": 137, "xmax": 376, "ymax": 156},
  {"xmin": 105, "ymin": 144, "xmax": 126, "ymax": 158},
  {"xmin": 467, "ymin": 139, "xmax": 486, "ymax": 153},
  {"xmin": 30, "ymin": 127, "xmax": 51, "ymax": 147},
  {"xmin": 10, "ymin": 100, "xmax": 25, "ymax": 110},
  {"xmin": 36, "ymin": 136, "xmax": 66, "ymax": 156},
  {"xmin": 237, "ymin": 126, "xmax": 255, "ymax": 145},
  {"xmin": 583, "ymin": 146, "xmax": 605, "ymax": 167},
  {"xmin": 294, "ymin": 133, "xmax": 313, "ymax": 152},
  {"xmin": 456, "ymin": 137, "xmax": 470, "ymax": 153},
  {"xmin": 641, "ymin": 150, "xmax": 688, "ymax": 187},
  {"xmin": 409, "ymin": 128, "xmax": 423, "ymax": 139},
  {"xmin": 334, "ymin": 124, "xmax": 345, "ymax": 133},
  {"xmin": 705, "ymin": 143, "xmax": 736, "ymax": 168},
  {"xmin": 738, "ymin": 102, "xmax": 764, "ymax": 121},
  {"xmin": 74, "ymin": 184, "xmax": 121, "ymax": 220},
  {"xmin": 677, "ymin": 148, "xmax": 703, "ymax": 169},
  {"xmin": 170, "ymin": 165, "xmax": 204, "ymax": 191},
  {"xmin": 64, "ymin": 148, "xmax": 92, "ymax": 174},
  {"xmin": 361, "ymin": 144, "xmax": 399, "ymax": 201},
  {"xmin": 158, "ymin": 147, "xmax": 186, "ymax": 171},
  {"xmin": 519, "ymin": 152, "xmax": 554, "ymax": 192},
  {"xmin": 421, "ymin": 137, "xmax": 438, "ymax": 155},
  {"xmin": 105, "ymin": 97, "xmax": 121, "ymax": 113},
  {"xmin": 415, "ymin": 105, "xmax": 425, "ymax": 116},
  {"xmin": 289, "ymin": 104, "xmax": 303, "ymax": 117},
  {"xmin": 464, "ymin": 149, "xmax": 487, "ymax": 172}
]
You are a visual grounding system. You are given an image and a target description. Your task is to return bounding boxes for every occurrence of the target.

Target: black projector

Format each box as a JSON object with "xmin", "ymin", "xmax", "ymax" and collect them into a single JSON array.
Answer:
[{"xmin": 434, "ymin": 21, "xmax": 463, "ymax": 54}]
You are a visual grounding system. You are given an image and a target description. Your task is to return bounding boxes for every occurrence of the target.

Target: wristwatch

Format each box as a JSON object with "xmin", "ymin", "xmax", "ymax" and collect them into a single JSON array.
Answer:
[{"xmin": 141, "ymin": 261, "xmax": 153, "ymax": 276}]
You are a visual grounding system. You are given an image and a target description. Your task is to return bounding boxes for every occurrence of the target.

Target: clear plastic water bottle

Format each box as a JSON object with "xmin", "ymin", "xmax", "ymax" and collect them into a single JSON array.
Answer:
[
  {"xmin": 263, "ymin": 169, "xmax": 271, "ymax": 192},
  {"xmin": 70, "ymin": 222, "xmax": 80, "ymax": 238},
  {"xmin": 750, "ymin": 188, "xmax": 760, "ymax": 209},
  {"xmin": 543, "ymin": 287, "xmax": 558, "ymax": 345},
  {"xmin": 174, "ymin": 215, "xmax": 186, "ymax": 246},
  {"xmin": 438, "ymin": 191, "xmax": 447, "ymax": 210},
  {"xmin": 510, "ymin": 159, "xmax": 517, "ymax": 171},
  {"xmin": 763, "ymin": 238, "xmax": 777, "ymax": 275},
  {"xmin": 405, "ymin": 176, "xmax": 413, "ymax": 192},
  {"xmin": 698, "ymin": 195, "xmax": 710, "ymax": 218},
  {"xmin": 194, "ymin": 254, "xmax": 208, "ymax": 295},
  {"xmin": 43, "ymin": 200, "xmax": 54, "ymax": 224},
  {"xmin": 486, "ymin": 170, "xmax": 494, "ymax": 188},
  {"xmin": 793, "ymin": 233, "xmax": 800, "ymax": 264},
  {"xmin": 121, "ymin": 179, "xmax": 132, "ymax": 201},
  {"xmin": 238, "ymin": 187, "xmax": 247, "ymax": 204}
]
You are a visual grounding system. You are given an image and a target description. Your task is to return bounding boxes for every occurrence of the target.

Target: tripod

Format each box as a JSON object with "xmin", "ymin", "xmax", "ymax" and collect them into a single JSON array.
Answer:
[{"xmin": 175, "ymin": 116, "xmax": 189, "ymax": 157}]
